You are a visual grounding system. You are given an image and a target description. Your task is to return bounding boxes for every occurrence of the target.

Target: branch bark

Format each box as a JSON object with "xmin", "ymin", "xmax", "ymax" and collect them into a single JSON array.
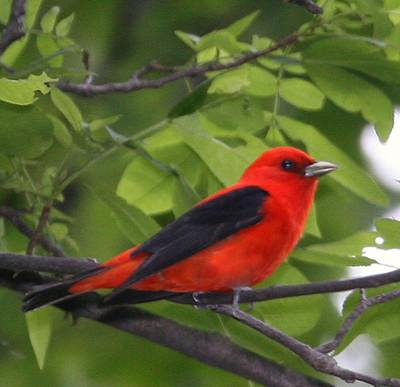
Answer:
[
  {"xmin": 58, "ymin": 33, "xmax": 299, "ymax": 96},
  {"xmin": 212, "ymin": 305, "xmax": 400, "ymax": 387},
  {"xmin": 286, "ymin": 0, "xmax": 323, "ymax": 14},
  {"xmin": 317, "ymin": 288, "xmax": 400, "ymax": 354},
  {"xmin": 0, "ymin": 268, "xmax": 330, "ymax": 387},
  {"xmin": 0, "ymin": 206, "xmax": 65, "ymax": 257},
  {"xmin": 1, "ymin": 252, "xmax": 400, "ymax": 303},
  {"xmin": 0, "ymin": 0, "xmax": 27, "ymax": 56}
]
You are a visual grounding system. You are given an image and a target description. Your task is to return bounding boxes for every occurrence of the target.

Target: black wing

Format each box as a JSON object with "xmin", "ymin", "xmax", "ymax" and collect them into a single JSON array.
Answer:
[{"xmin": 105, "ymin": 186, "xmax": 268, "ymax": 301}]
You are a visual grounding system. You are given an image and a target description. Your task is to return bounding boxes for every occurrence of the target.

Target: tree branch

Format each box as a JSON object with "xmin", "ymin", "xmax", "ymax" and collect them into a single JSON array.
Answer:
[
  {"xmin": 0, "ymin": 206, "xmax": 65, "ymax": 257},
  {"xmin": 26, "ymin": 200, "xmax": 53, "ymax": 255},
  {"xmin": 0, "ymin": 268, "xmax": 330, "ymax": 387},
  {"xmin": 0, "ymin": 0, "xmax": 27, "ymax": 56},
  {"xmin": 1, "ymin": 252, "xmax": 400, "ymax": 303},
  {"xmin": 212, "ymin": 305, "xmax": 400, "ymax": 387},
  {"xmin": 317, "ymin": 288, "xmax": 400, "ymax": 354},
  {"xmin": 285, "ymin": 0, "xmax": 323, "ymax": 14},
  {"xmin": 57, "ymin": 33, "xmax": 299, "ymax": 96}
]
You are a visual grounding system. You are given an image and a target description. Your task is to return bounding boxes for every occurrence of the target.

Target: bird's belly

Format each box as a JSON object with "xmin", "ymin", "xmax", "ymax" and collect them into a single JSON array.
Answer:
[{"xmin": 134, "ymin": 215, "xmax": 297, "ymax": 292}]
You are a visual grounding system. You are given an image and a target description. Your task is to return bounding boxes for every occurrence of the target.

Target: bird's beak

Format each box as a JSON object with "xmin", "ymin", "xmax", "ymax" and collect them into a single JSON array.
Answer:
[{"xmin": 304, "ymin": 161, "xmax": 338, "ymax": 177}]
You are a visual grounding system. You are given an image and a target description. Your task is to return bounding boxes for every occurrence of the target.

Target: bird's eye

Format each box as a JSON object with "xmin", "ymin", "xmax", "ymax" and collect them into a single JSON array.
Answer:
[{"xmin": 281, "ymin": 159, "xmax": 296, "ymax": 171}]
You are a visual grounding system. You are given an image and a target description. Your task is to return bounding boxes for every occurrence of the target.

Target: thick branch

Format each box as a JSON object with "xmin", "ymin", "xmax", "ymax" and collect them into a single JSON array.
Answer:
[
  {"xmin": 1, "ymin": 252, "xmax": 400, "ymax": 303},
  {"xmin": 0, "ymin": 206, "xmax": 65, "ymax": 257},
  {"xmin": 58, "ymin": 33, "xmax": 299, "ymax": 96},
  {"xmin": 0, "ymin": 0, "xmax": 26, "ymax": 56},
  {"xmin": 212, "ymin": 305, "xmax": 400, "ymax": 387},
  {"xmin": 0, "ymin": 269, "xmax": 330, "ymax": 387}
]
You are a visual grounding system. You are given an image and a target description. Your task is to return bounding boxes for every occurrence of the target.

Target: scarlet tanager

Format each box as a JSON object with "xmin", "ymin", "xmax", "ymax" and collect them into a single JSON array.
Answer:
[{"xmin": 23, "ymin": 146, "xmax": 337, "ymax": 311}]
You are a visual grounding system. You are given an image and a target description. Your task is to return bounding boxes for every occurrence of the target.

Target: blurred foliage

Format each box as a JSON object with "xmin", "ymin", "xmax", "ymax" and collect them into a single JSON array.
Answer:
[{"xmin": 0, "ymin": 0, "xmax": 400, "ymax": 385}]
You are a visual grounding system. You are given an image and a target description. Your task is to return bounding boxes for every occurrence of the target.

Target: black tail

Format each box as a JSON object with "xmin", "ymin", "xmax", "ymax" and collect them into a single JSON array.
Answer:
[
  {"xmin": 23, "ymin": 281, "xmax": 79, "ymax": 312},
  {"xmin": 22, "ymin": 266, "xmax": 108, "ymax": 312}
]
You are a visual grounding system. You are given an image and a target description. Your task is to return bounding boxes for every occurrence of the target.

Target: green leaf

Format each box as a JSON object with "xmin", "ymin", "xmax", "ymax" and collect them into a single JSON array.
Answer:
[
  {"xmin": 244, "ymin": 66, "xmax": 276, "ymax": 97},
  {"xmin": 1, "ymin": 0, "xmax": 43, "ymax": 66},
  {"xmin": 303, "ymin": 37, "xmax": 400, "ymax": 85},
  {"xmin": 172, "ymin": 177, "xmax": 200, "ymax": 218},
  {"xmin": 174, "ymin": 30, "xmax": 200, "ymax": 50},
  {"xmin": 279, "ymin": 78, "xmax": 324, "ymax": 111},
  {"xmin": 173, "ymin": 114, "xmax": 248, "ymax": 186},
  {"xmin": 305, "ymin": 64, "xmax": 394, "ymax": 141},
  {"xmin": 88, "ymin": 115, "xmax": 121, "ymax": 131},
  {"xmin": 0, "ymin": 73, "xmax": 56, "ymax": 105},
  {"xmin": 208, "ymin": 67, "xmax": 250, "ymax": 94},
  {"xmin": 226, "ymin": 10, "xmax": 260, "ymax": 37},
  {"xmin": 47, "ymin": 113, "xmax": 72, "ymax": 147},
  {"xmin": 375, "ymin": 218, "xmax": 400, "ymax": 249},
  {"xmin": 50, "ymin": 87, "xmax": 83, "ymax": 131},
  {"xmin": 306, "ymin": 231, "xmax": 378, "ymax": 256},
  {"xmin": 40, "ymin": 6, "xmax": 60, "ymax": 33},
  {"xmin": 197, "ymin": 30, "xmax": 243, "ymax": 54},
  {"xmin": 292, "ymin": 249, "xmax": 376, "ymax": 267},
  {"xmin": 169, "ymin": 80, "xmax": 211, "ymax": 118},
  {"xmin": 277, "ymin": 115, "xmax": 389, "ymax": 206},
  {"xmin": 26, "ymin": 309, "xmax": 53, "ymax": 369},
  {"xmin": 0, "ymin": 103, "xmax": 53, "ymax": 158},
  {"xmin": 203, "ymin": 97, "xmax": 268, "ymax": 133},
  {"xmin": 36, "ymin": 35, "xmax": 63, "ymax": 67},
  {"xmin": 55, "ymin": 13, "xmax": 74, "ymax": 37},
  {"xmin": 305, "ymin": 205, "xmax": 321, "ymax": 238},
  {"xmin": 117, "ymin": 155, "xmax": 175, "ymax": 214},
  {"xmin": 88, "ymin": 186, "xmax": 160, "ymax": 244},
  {"xmin": 257, "ymin": 264, "xmax": 325, "ymax": 336},
  {"xmin": 0, "ymin": 0, "xmax": 12, "ymax": 25}
]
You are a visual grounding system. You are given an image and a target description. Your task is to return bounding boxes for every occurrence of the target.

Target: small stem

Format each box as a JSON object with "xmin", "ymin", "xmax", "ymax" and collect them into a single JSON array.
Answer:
[{"xmin": 25, "ymin": 200, "xmax": 54, "ymax": 255}]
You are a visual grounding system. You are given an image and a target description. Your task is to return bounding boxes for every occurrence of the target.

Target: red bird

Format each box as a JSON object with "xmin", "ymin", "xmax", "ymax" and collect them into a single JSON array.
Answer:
[{"xmin": 23, "ymin": 146, "xmax": 337, "ymax": 311}]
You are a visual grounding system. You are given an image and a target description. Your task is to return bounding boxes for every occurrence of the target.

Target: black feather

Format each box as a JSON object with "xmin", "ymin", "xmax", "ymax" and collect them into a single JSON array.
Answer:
[
  {"xmin": 23, "ymin": 266, "xmax": 110, "ymax": 312},
  {"xmin": 105, "ymin": 186, "xmax": 268, "ymax": 302}
]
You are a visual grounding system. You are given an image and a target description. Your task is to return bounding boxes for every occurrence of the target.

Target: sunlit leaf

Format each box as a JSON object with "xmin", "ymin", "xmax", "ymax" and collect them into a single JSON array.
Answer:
[
  {"xmin": 55, "ymin": 13, "xmax": 74, "ymax": 37},
  {"xmin": 50, "ymin": 87, "xmax": 82, "ymax": 131},
  {"xmin": 26, "ymin": 309, "xmax": 53, "ymax": 369},
  {"xmin": 89, "ymin": 186, "xmax": 160, "ymax": 243},
  {"xmin": 280, "ymin": 78, "xmax": 325, "ymax": 110},
  {"xmin": 47, "ymin": 113, "xmax": 72, "ymax": 147},
  {"xmin": 36, "ymin": 35, "xmax": 63, "ymax": 67},
  {"xmin": 0, "ymin": 73, "xmax": 56, "ymax": 105},
  {"xmin": 305, "ymin": 64, "xmax": 394, "ymax": 141},
  {"xmin": 40, "ymin": 6, "xmax": 60, "ymax": 33},
  {"xmin": 375, "ymin": 218, "xmax": 400, "ymax": 249},
  {"xmin": 226, "ymin": 10, "xmax": 260, "ymax": 37}
]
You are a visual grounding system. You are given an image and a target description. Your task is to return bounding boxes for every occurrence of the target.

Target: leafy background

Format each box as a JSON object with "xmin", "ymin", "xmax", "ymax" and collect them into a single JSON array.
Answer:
[{"xmin": 0, "ymin": 0, "xmax": 400, "ymax": 386}]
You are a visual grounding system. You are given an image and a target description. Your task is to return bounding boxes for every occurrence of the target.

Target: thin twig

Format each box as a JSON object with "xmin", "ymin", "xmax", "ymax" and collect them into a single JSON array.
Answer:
[
  {"xmin": 26, "ymin": 200, "xmax": 53, "ymax": 255},
  {"xmin": 286, "ymin": 0, "xmax": 324, "ymax": 14},
  {"xmin": 0, "ymin": 0, "xmax": 27, "ymax": 55},
  {"xmin": 0, "ymin": 269, "xmax": 331, "ymax": 387},
  {"xmin": 0, "ymin": 206, "xmax": 64, "ymax": 257},
  {"xmin": 317, "ymin": 288, "xmax": 400, "ymax": 354},
  {"xmin": 212, "ymin": 305, "xmax": 400, "ymax": 387},
  {"xmin": 57, "ymin": 33, "xmax": 299, "ymax": 96}
]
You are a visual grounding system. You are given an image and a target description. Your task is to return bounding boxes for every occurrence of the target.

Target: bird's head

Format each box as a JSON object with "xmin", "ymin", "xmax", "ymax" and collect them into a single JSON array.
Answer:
[{"xmin": 241, "ymin": 146, "xmax": 337, "ymax": 185}]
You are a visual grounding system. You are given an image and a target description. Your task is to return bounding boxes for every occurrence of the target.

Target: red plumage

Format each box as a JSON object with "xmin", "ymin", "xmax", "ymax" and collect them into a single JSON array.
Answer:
[{"xmin": 23, "ymin": 146, "xmax": 337, "ymax": 311}]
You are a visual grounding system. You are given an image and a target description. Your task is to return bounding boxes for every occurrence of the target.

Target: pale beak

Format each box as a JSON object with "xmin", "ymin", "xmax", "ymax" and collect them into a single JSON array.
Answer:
[{"xmin": 304, "ymin": 161, "xmax": 338, "ymax": 177}]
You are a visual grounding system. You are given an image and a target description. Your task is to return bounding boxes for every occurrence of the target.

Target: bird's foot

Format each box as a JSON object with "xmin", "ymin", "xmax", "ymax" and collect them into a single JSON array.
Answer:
[
  {"xmin": 232, "ymin": 286, "xmax": 253, "ymax": 317},
  {"xmin": 192, "ymin": 291, "xmax": 207, "ymax": 309}
]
